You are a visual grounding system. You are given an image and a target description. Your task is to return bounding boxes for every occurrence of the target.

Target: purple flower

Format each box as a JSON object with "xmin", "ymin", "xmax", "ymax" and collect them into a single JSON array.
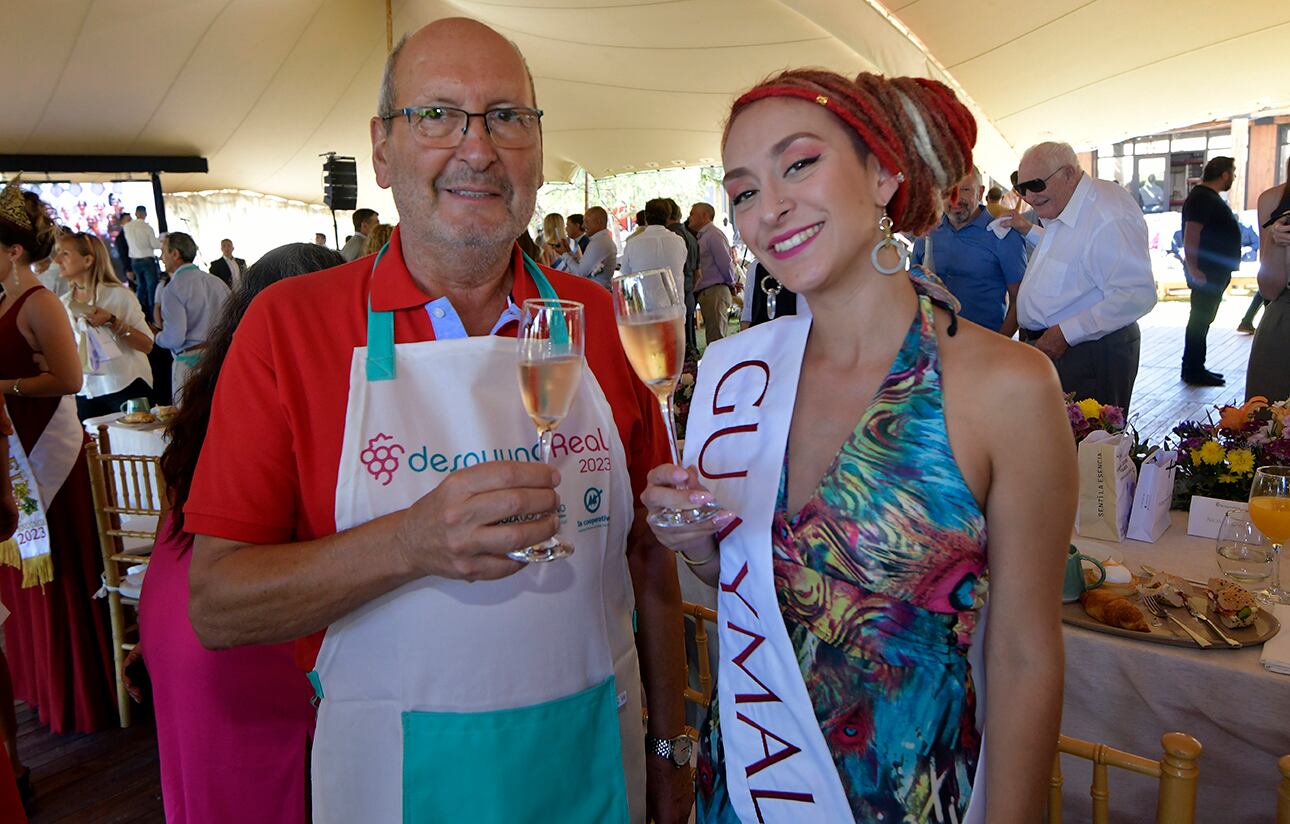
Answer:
[{"xmin": 1102, "ymin": 405, "xmax": 1126, "ymax": 430}]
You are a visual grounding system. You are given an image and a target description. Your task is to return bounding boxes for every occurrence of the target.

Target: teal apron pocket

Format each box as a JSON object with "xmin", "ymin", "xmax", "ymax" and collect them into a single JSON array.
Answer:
[
  {"xmin": 401, "ymin": 675, "xmax": 629, "ymax": 824},
  {"xmin": 174, "ymin": 351, "xmax": 202, "ymax": 368}
]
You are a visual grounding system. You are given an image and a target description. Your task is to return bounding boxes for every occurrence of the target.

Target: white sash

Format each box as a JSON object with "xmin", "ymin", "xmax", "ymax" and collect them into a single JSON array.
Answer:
[
  {"xmin": 683, "ymin": 314, "xmax": 852, "ymax": 822},
  {"xmin": 684, "ymin": 314, "xmax": 988, "ymax": 824},
  {"xmin": 0, "ymin": 396, "xmax": 80, "ymax": 585}
]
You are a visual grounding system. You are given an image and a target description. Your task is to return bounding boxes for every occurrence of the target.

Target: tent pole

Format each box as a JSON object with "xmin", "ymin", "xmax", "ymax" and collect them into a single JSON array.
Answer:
[
  {"xmin": 151, "ymin": 172, "xmax": 167, "ymax": 234},
  {"xmin": 584, "ymin": 171, "xmax": 589, "ymax": 212},
  {"xmin": 386, "ymin": 0, "xmax": 393, "ymax": 52},
  {"xmin": 332, "ymin": 208, "xmax": 340, "ymax": 250}
]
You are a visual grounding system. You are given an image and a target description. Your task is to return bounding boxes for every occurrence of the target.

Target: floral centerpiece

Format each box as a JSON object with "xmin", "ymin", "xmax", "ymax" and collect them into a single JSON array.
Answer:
[{"xmin": 1169, "ymin": 396, "xmax": 1290, "ymax": 508}]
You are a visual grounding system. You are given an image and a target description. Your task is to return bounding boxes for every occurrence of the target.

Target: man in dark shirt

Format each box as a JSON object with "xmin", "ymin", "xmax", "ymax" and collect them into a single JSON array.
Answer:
[{"xmin": 1180, "ymin": 156, "xmax": 1240, "ymax": 385}]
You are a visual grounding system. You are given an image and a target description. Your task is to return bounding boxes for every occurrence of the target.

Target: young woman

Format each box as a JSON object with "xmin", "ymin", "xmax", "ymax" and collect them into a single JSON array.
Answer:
[
  {"xmin": 135, "ymin": 242, "xmax": 344, "ymax": 824},
  {"xmin": 1, "ymin": 188, "xmax": 115, "ymax": 761},
  {"xmin": 644, "ymin": 70, "xmax": 1075, "ymax": 822},
  {"xmin": 54, "ymin": 231, "xmax": 154, "ymax": 419},
  {"xmin": 540, "ymin": 212, "xmax": 573, "ymax": 270}
]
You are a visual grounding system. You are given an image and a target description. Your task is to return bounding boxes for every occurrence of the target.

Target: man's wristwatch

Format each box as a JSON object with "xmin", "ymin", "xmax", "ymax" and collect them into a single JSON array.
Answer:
[{"xmin": 645, "ymin": 733, "xmax": 693, "ymax": 768}]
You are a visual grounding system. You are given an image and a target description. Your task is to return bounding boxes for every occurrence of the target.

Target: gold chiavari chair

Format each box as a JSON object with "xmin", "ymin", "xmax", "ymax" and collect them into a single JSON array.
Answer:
[
  {"xmin": 86, "ymin": 427, "xmax": 167, "ymax": 727},
  {"xmin": 680, "ymin": 601, "xmax": 717, "ymax": 742},
  {"xmin": 1048, "ymin": 732, "xmax": 1202, "ymax": 824},
  {"xmin": 1277, "ymin": 755, "xmax": 1290, "ymax": 824}
]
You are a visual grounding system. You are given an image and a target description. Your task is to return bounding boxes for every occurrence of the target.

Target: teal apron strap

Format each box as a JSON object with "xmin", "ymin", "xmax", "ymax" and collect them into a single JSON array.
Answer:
[
  {"xmin": 520, "ymin": 253, "xmax": 571, "ymax": 345},
  {"xmin": 366, "ymin": 244, "xmax": 397, "ymax": 382},
  {"xmin": 366, "ymin": 248, "xmax": 562, "ymax": 381}
]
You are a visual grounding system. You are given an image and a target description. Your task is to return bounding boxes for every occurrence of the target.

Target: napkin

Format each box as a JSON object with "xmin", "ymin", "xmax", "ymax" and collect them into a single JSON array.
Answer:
[
  {"xmin": 1259, "ymin": 604, "xmax": 1290, "ymax": 675},
  {"xmin": 986, "ymin": 216, "xmax": 1013, "ymax": 239}
]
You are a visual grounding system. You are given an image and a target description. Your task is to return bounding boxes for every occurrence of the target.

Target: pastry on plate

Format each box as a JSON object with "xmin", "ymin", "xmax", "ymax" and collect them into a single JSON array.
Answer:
[
  {"xmin": 1079, "ymin": 587, "xmax": 1149, "ymax": 632},
  {"xmin": 153, "ymin": 405, "xmax": 178, "ymax": 422},
  {"xmin": 120, "ymin": 411, "xmax": 157, "ymax": 425}
]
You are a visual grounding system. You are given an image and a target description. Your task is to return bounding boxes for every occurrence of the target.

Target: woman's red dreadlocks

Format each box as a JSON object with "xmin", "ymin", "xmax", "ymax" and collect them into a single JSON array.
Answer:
[{"xmin": 723, "ymin": 69, "xmax": 977, "ymax": 238}]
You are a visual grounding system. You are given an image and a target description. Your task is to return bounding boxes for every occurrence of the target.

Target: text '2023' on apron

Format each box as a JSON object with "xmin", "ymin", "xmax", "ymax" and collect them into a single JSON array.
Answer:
[{"xmin": 311, "ymin": 251, "xmax": 646, "ymax": 823}]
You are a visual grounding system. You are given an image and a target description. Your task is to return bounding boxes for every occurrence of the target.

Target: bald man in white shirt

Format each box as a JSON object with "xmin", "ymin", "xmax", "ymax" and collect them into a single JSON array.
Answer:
[{"xmin": 1004, "ymin": 142, "xmax": 1157, "ymax": 411}]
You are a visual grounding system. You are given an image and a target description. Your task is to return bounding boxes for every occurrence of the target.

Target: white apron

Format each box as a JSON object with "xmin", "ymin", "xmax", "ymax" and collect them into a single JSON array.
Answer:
[
  {"xmin": 310, "ymin": 257, "xmax": 645, "ymax": 823},
  {"xmin": 684, "ymin": 308, "xmax": 988, "ymax": 824}
]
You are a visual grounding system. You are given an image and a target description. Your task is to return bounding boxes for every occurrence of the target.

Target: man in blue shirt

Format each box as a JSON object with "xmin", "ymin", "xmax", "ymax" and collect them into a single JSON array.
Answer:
[
  {"xmin": 913, "ymin": 169, "xmax": 1027, "ymax": 336},
  {"xmin": 155, "ymin": 231, "xmax": 230, "ymax": 404}
]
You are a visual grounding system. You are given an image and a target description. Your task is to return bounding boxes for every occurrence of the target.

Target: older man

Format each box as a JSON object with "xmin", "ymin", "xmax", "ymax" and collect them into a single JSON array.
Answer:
[
  {"xmin": 913, "ymin": 168, "xmax": 1027, "ymax": 336},
  {"xmin": 690, "ymin": 202, "xmax": 735, "ymax": 344},
  {"xmin": 184, "ymin": 19, "xmax": 688, "ymax": 824},
  {"xmin": 154, "ymin": 232, "xmax": 230, "ymax": 405},
  {"xmin": 1004, "ymin": 142, "xmax": 1156, "ymax": 410},
  {"xmin": 567, "ymin": 205, "xmax": 617, "ymax": 289}
]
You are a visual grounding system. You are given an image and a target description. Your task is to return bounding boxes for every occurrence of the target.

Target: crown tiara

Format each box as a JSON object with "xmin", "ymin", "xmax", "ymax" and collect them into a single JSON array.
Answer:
[{"xmin": 0, "ymin": 185, "xmax": 33, "ymax": 233}]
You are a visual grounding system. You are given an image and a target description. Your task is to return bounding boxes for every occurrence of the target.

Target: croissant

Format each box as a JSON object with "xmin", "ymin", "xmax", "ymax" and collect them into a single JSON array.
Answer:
[{"xmin": 1080, "ymin": 588, "xmax": 1149, "ymax": 632}]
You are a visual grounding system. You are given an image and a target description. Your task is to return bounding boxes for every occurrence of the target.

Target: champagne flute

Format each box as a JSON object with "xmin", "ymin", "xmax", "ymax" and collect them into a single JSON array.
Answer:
[
  {"xmin": 612, "ymin": 269, "xmax": 723, "ymax": 528},
  {"xmin": 1248, "ymin": 466, "xmax": 1290, "ymax": 604},
  {"xmin": 512, "ymin": 299, "xmax": 584, "ymax": 563}
]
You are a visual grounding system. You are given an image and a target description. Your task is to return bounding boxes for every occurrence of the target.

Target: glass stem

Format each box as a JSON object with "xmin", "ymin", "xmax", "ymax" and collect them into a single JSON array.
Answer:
[
  {"xmin": 658, "ymin": 393, "xmax": 681, "ymax": 465},
  {"xmin": 538, "ymin": 427, "xmax": 555, "ymax": 465},
  {"xmin": 1274, "ymin": 543, "xmax": 1284, "ymax": 593}
]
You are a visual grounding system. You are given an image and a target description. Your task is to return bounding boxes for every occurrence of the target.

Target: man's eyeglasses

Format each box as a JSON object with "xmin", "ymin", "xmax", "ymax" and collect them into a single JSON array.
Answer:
[
  {"xmin": 1010, "ymin": 167, "xmax": 1065, "ymax": 197},
  {"xmin": 380, "ymin": 106, "xmax": 543, "ymax": 149}
]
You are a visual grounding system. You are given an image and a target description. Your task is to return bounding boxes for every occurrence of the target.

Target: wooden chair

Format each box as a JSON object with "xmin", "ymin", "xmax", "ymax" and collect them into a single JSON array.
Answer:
[
  {"xmin": 680, "ymin": 601, "xmax": 717, "ymax": 742},
  {"xmin": 86, "ymin": 429, "xmax": 167, "ymax": 728},
  {"xmin": 1048, "ymin": 732, "xmax": 1202, "ymax": 824},
  {"xmin": 1277, "ymin": 755, "xmax": 1290, "ymax": 824}
]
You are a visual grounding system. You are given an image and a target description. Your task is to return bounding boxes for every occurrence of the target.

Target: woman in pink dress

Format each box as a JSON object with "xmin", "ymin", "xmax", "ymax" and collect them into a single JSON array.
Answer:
[{"xmin": 136, "ymin": 242, "xmax": 344, "ymax": 823}]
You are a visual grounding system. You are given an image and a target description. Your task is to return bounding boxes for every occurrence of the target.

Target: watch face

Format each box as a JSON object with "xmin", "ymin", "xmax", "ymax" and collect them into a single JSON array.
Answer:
[{"xmin": 672, "ymin": 735, "xmax": 693, "ymax": 766}]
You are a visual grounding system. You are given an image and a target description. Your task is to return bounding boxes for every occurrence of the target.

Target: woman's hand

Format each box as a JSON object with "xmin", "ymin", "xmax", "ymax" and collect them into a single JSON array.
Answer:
[
  {"xmin": 641, "ymin": 464, "xmax": 732, "ymax": 566},
  {"xmin": 121, "ymin": 644, "xmax": 145, "ymax": 703},
  {"xmin": 84, "ymin": 307, "xmax": 113, "ymax": 327}
]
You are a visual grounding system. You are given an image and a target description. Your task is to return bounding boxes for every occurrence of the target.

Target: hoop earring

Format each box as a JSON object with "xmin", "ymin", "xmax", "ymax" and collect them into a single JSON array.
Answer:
[{"xmin": 870, "ymin": 214, "xmax": 909, "ymax": 276}]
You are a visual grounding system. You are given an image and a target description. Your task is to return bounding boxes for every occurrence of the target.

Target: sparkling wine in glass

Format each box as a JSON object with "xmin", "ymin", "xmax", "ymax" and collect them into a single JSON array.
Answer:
[
  {"xmin": 1248, "ymin": 466, "xmax": 1290, "ymax": 604},
  {"xmin": 612, "ymin": 268, "xmax": 723, "ymax": 529},
  {"xmin": 511, "ymin": 299, "xmax": 584, "ymax": 563}
]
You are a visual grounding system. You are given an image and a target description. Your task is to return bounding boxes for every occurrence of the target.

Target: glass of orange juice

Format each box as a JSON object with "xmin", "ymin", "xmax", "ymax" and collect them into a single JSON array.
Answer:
[{"xmin": 1249, "ymin": 466, "xmax": 1290, "ymax": 604}]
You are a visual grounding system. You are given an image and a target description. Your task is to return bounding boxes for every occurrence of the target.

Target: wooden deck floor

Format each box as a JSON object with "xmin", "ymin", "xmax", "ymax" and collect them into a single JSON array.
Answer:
[
  {"xmin": 6, "ymin": 293, "xmax": 1264, "ymax": 823},
  {"xmin": 18, "ymin": 701, "xmax": 163, "ymax": 823}
]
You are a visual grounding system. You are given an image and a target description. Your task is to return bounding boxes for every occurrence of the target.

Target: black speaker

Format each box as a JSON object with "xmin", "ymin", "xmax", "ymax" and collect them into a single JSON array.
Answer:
[{"xmin": 323, "ymin": 155, "xmax": 358, "ymax": 211}]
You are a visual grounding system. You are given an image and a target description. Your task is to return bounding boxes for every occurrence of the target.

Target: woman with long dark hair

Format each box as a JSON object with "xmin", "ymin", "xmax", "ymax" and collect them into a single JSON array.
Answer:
[
  {"xmin": 1, "ymin": 187, "xmax": 115, "ymax": 807},
  {"xmin": 136, "ymin": 242, "xmax": 344, "ymax": 824}
]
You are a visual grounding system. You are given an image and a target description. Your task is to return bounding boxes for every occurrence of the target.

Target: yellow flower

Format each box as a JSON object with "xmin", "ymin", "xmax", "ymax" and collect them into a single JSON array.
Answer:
[
  {"xmin": 1198, "ymin": 441, "xmax": 1226, "ymax": 465},
  {"xmin": 1219, "ymin": 474, "xmax": 1239, "ymax": 483},
  {"xmin": 1077, "ymin": 398, "xmax": 1103, "ymax": 420},
  {"xmin": 1227, "ymin": 448, "xmax": 1256, "ymax": 475}
]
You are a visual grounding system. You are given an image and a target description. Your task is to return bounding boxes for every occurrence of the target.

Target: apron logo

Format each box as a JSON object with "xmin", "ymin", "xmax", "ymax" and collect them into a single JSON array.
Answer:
[
  {"xmin": 583, "ymin": 487, "xmax": 603, "ymax": 513},
  {"xmin": 360, "ymin": 433, "xmax": 405, "ymax": 486}
]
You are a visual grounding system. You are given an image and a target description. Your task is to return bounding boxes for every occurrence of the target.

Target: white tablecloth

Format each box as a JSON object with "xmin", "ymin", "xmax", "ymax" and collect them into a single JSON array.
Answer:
[{"xmin": 1062, "ymin": 510, "xmax": 1290, "ymax": 823}]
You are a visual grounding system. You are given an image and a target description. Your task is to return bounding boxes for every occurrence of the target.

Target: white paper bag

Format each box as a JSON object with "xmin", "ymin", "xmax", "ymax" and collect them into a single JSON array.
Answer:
[
  {"xmin": 1126, "ymin": 449, "xmax": 1176, "ymax": 542},
  {"xmin": 1076, "ymin": 431, "xmax": 1138, "ymax": 542}
]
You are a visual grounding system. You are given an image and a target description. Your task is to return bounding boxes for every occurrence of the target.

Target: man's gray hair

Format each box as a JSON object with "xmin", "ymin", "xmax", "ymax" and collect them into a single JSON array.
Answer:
[
  {"xmin": 163, "ymin": 231, "xmax": 198, "ymax": 263},
  {"xmin": 1022, "ymin": 142, "xmax": 1080, "ymax": 174},
  {"xmin": 377, "ymin": 30, "xmax": 539, "ymax": 129}
]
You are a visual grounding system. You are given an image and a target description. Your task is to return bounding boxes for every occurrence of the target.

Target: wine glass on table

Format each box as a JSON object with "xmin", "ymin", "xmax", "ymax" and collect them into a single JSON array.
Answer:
[
  {"xmin": 611, "ymin": 268, "xmax": 723, "ymax": 529},
  {"xmin": 1248, "ymin": 466, "xmax": 1290, "ymax": 604},
  {"xmin": 512, "ymin": 298, "xmax": 584, "ymax": 563},
  {"xmin": 1215, "ymin": 509, "xmax": 1272, "ymax": 586}
]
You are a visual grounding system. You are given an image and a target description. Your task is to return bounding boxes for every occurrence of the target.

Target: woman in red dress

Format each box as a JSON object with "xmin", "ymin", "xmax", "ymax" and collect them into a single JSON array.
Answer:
[{"xmin": 0, "ymin": 186, "xmax": 115, "ymax": 760}]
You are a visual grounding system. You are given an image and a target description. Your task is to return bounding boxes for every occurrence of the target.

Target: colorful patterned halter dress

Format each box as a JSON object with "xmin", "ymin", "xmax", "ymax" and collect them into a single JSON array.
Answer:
[{"xmin": 696, "ymin": 289, "xmax": 989, "ymax": 823}]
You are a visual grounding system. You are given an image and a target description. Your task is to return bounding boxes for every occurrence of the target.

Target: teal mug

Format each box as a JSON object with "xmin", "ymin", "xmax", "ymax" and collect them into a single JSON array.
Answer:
[
  {"xmin": 1063, "ymin": 545, "xmax": 1106, "ymax": 603},
  {"xmin": 119, "ymin": 397, "xmax": 151, "ymax": 415}
]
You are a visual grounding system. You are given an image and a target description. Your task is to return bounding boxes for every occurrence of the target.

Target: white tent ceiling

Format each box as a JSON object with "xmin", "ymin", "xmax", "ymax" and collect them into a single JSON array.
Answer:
[{"xmin": 5, "ymin": 0, "xmax": 1288, "ymax": 215}]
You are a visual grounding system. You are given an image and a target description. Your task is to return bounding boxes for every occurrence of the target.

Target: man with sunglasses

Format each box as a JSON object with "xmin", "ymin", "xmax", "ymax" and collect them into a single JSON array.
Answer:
[
  {"xmin": 1010, "ymin": 142, "xmax": 1156, "ymax": 412},
  {"xmin": 183, "ymin": 18, "xmax": 689, "ymax": 823}
]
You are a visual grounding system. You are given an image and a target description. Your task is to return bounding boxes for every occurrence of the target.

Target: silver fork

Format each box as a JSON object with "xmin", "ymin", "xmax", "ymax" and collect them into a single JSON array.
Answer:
[{"xmin": 1142, "ymin": 595, "xmax": 1213, "ymax": 648}]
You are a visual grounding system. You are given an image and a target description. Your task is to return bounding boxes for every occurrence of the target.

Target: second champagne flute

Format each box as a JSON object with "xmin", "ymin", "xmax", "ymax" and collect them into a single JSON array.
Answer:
[
  {"xmin": 612, "ymin": 268, "xmax": 723, "ymax": 528},
  {"xmin": 512, "ymin": 299, "xmax": 584, "ymax": 563}
]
